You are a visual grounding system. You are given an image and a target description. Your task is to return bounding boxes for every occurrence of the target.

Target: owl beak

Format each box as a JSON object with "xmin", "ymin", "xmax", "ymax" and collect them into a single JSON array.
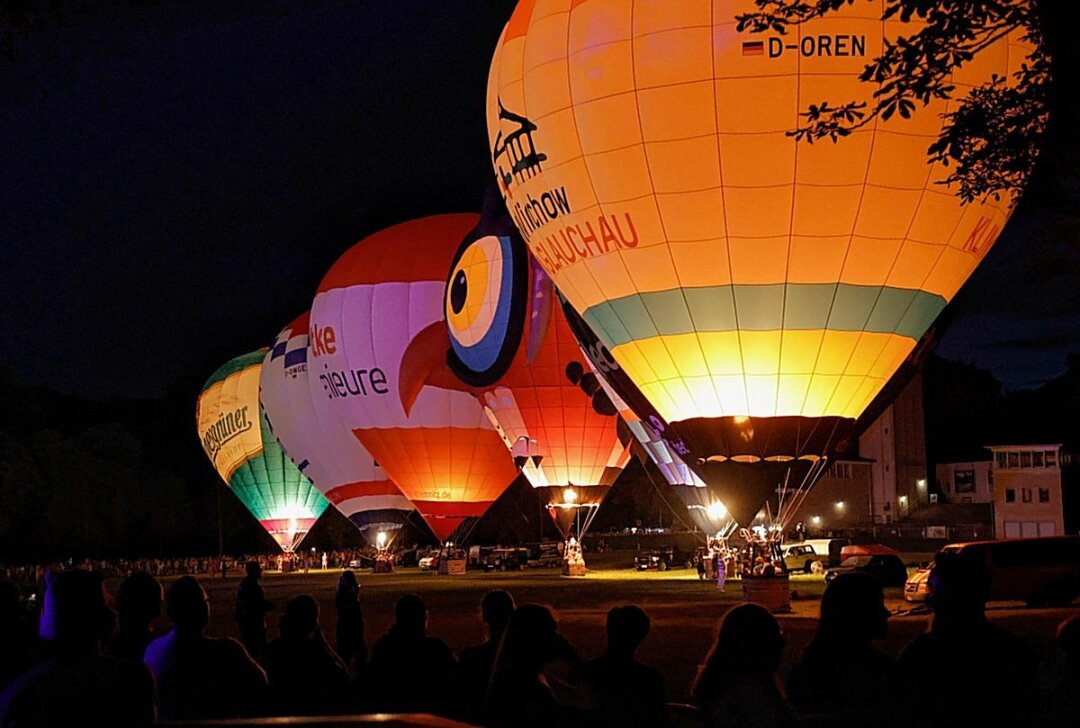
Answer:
[{"xmin": 398, "ymin": 321, "xmax": 467, "ymax": 416}]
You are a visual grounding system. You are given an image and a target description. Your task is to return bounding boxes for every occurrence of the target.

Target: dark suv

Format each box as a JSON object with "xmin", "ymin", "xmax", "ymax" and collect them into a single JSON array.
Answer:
[{"xmin": 634, "ymin": 546, "xmax": 690, "ymax": 571}]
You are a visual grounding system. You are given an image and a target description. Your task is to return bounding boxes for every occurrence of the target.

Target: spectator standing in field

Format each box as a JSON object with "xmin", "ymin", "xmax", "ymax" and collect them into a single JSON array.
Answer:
[
  {"xmin": 145, "ymin": 576, "xmax": 267, "ymax": 720},
  {"xmin": 0, "ymin": 581, "xmax": 32, "ymax": 693},
  {"xmin": 262, "ymin": 595, "xmax": 348, "ymax": 716},
  {"xmin": 236, "ymin": 560, "xmax": 274, "ymax": 657},
  {"xmin": 579, "ymin": 605, "xmax": 668, "ymax": 728},
  {"xmin": 334, "ymin": 571, "xmax": 366, "ymax": 669},
  {"xmin": 693, "ymin": 603, "xmax": 791, "ymax": 728},
  {"xmin": 0, "ymin": 570, "xmax": 155, "ymax": 725},
  {"xmin": 460, "ymin": 589, "xmax": 515, "ymax": 722}
]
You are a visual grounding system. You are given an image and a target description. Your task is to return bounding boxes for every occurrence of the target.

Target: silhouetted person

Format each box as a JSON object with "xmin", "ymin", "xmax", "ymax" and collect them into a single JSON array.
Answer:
[
  {"xmin": 579, "ymin": 605, "xmax": 668, "ymax": 728},
  {"xmin": 369, "ymin": 594, "xmax": 457, "ymax": 715},
  {"xmin": 787, "ymin": 572, "xmax": 903, "ymax": 727},
  {"xmin": 106, "ymin": 572, "xmax": 163, "ymax": 661},
  {"xmin": 334, "ymin": 570, "xmax": 365, "ymax": 669},
  {"xmin": 485, "ymin": 604, "xmax": 573, "ymax": 728},
  {"xmin": 0, "ymin": 581, "xmax": 32, "ymax": 693},
  {"xmin": 144, "ymin": 575, "xmax": 267, "ymax": 720},
  {"xmin": 0, "ymin": 570, "xmax": 155, "ymax": 725},
  {"xmin": 236, "ymin": 560, "xmax": 273, "ymax": 657},
  {"xmin": 262, "ymin": 595, "xmax": 348, "ymax": 716},
  {"xmin": 897, "ymin": 551, "xmax": 1038, "ymax": 728},
  {"xmin": 693, "ymin": 603, "xmax": 792, "ymax": 728},
  {"xmin": 460, "ymin": 590, "xmax": 515, "ymax": 722},
  {"xmin": 1043, "ymin": 616, "xmax": 1080, "ymax": 728}
]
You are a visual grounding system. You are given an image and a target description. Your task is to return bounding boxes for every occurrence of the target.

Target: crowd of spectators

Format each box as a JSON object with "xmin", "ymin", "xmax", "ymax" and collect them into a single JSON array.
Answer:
[{"xmin": 0, "ymin": 553, "xmax": 1078, "ymax": 727}]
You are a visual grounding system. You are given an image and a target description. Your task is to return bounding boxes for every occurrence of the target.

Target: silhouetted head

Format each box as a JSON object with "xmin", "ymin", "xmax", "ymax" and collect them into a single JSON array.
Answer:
[
  {"xmin": 394, "ymin": 594, "xmax": 427, "ymax": 636},
  {"xmin": 815, "ymin": 572, "xmax": 889, "ymax": 646},
  {"xmin": 280, "ymin": 595, "xmax": 320, "ymax": 639},
  {"xmin": 481, "ymin": 590, "xmax": 515, "ymax": 640},
  {"xmin": 495, "ymin": 604, "xmax": 560, "ymax": 677},
  {"xmin": 337, "ymin": 570, "xmax": 359, "ymax": 596},
  {"xmin": 245, "ymin": 560, "xmax": 262, "ymax": 579},
  {"xmin": 38, "ymin": 570, "xmax": 114, "ymax": 654},
  {"xmin": 929, "ymin": 551, "xmax": 989, "ymax": 627},
  {"xmin": 694, "ymin": 602, "xmax": 782, "ymax": 707},
  {"xmin": 116, "ymin": 572, "xmax": 163, "ymax": 630},
  {"xmin": 1057, "ymin": 616, "xmax": 1080, "ymax": 672},
  {"xmin": 166, "ymin": 576, "xmax": 209, "ymax": 634},
  {"xmin": 606, "ymin": 605, "xmax": 650, "ymax": 658}
]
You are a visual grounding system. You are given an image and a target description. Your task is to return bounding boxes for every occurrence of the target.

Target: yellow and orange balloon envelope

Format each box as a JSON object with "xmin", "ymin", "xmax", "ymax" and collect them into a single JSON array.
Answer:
[
  {"xmin": 488, "ymin": 0, "xmax": 1035, "ymax": 520},
  {"xmin": 308, "ymin": 215, "xmax": 519, "ymax": 542}
]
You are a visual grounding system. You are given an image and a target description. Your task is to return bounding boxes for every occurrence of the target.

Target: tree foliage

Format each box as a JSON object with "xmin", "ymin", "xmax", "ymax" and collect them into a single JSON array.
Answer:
[{"xmin": 736, "ymin": 0, "xmax": 1049, "ymax": 204}]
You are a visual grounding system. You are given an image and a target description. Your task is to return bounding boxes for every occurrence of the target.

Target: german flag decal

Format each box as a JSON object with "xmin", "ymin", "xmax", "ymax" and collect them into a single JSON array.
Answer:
[{"xmin": 742, "ymin": 40, "xmax": 764, "ymax": 55}]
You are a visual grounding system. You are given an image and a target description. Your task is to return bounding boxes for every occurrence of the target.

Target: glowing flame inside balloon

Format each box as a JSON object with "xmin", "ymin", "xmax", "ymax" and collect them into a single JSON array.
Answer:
[
  {"xmin": 376, "ymin": 531, "xmax": 388, "ymax": 549},
  {"xmin": 564, "ymin": 488, "xmax": 578, "ymax": 505},
  {"xmin": 706, "ymin": 502, "xmax": 728, "ymax": 521}
]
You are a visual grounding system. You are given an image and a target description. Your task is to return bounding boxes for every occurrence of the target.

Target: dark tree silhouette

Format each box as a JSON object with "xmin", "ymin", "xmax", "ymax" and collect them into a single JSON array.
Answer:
[{"xmin": 736, "ymin": 0, "xmax": 1050, "ymax": 204}]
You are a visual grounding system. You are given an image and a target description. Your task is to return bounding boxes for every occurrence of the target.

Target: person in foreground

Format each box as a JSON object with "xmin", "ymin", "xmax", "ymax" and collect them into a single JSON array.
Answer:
[
  {"xmin": 459, "ymin": 589, "xmax": 515, "ymax": 722},
  {"xmin": 144, "ymin": 575, "xmax": 267, "ymax": 721},
  {"xmin": 0, "ymin": 569, "xmax": 155, "ymax": 726},
  {"xmin": 579, "ymin": 605, "xmax": 668, "ymax": 728},
  {"xmin": 693, "ymin": 602, "xmax": 791, "ymax": 728},
  {"xmin": 262, "ymin": 594, "xmax": 348, "ymax": 716},
  {"xmin": 896, "ymin": 551, "xmax": 1038, "ymax": 728}
]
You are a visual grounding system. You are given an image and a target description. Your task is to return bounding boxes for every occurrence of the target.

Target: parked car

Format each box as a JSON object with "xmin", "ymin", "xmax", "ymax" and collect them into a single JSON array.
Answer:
[
  {"xmin": 635, "ymin": 546, "xmax": 690, "ymax": 571},
  {"xmin": 825, "ymin": 554, "xmax": 908, "ymax": 587},
  {"xmin": 418, "ymin": 553, "xmax": 440, "ymax": 571},
  {"xmin": 904, "ymin": 564, "xmax": 933, "ymax": 602},
  {"xmin": 913, "ymin": 536, "xmax": 1080, "ymax": 607},
  {"xmin": 782, "ymin": 542, "xmax": 829, "ymax": 573}
]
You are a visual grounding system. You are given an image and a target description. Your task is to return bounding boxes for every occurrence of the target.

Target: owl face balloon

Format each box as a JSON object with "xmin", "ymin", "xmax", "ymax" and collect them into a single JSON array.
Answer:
[
  {"xmin": 487, "ymin": 1, "xmax": 1035, "ymax": 478},
  {"xmin": 424, "ymin": 199, "xmax": 631, "ymax": 539}
]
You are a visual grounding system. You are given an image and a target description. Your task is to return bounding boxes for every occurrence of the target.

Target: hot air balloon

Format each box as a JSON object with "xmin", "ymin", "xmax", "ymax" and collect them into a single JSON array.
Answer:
[
  {"xmin": 411, "ymin": 198, "xmax": 632, "ymax": 545},
  {"xmin": 487, "ymin": 0, "xmax": 1035, "ymax": 528},
  {"xmin": 197, "ymin": 350, "xmax": 330, "ymax": 552},
  {"xmin": 260, "ymin": 313, "xmax": 415, "ymax": 548},
  {"xmin": 308, "ymin": 215, "xmax": 519, "ymax": 543}
]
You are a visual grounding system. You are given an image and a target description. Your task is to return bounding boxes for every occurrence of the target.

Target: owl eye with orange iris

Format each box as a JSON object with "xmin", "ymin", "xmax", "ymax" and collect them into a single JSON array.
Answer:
[{"xmin": 445, "ymin": 231, "xmax": 527, "ymax": 386}]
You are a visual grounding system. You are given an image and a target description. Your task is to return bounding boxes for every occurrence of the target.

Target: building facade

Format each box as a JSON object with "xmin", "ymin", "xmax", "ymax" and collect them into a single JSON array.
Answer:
[
  {"xmin": 987, "ymin": 444, "xmax": 1065, "ymax": 538},
  {"xmin": 936, "ymin": 460, "xmax": 993, "ymax": 504}
]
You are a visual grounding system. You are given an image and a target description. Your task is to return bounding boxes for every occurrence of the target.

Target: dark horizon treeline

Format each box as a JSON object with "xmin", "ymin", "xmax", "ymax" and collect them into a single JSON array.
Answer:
[{"xmin": 4, "ymin": 353, "xmax": 1080, "ymax": 561}]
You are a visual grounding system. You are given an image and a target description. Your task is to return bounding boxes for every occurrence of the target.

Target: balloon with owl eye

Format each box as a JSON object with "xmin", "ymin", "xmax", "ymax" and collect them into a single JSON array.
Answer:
[
  {"xmin": 411, "ymin": 194, "xmax": 632, "ymax": 546},
  {"xmin": 197, "ymin": 349, "xmax": 330, "ymax": 552},
  {"xmin": 308, "ymin": 214, "xmax": 519, "ymax": 544},
  {"xmin": 487, "ymin": 0, "xmax": 1038, "ymax": 528},
  {"xmin": 260, "ymin": 312, "xmax": 415, "ymax": 548}
]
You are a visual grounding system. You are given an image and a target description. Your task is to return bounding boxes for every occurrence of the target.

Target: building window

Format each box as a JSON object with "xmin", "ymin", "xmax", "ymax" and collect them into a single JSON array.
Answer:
[
  {"xmin": 1022, "ymin": 488, "xmax": 1032, "ymax": 503},
  {"xmin": 1046, "ymin": 450, "xmax": 1057, "ymax": 467},
  {"xmin": 1005, "ymin": 489, "xmax": 1016, "ymax": 503},
  {"xmin": 1033, "ymin": 451, "xmax": 1044, "ymax": 467},
  {"xmin": 830, "ymin": 462, "xmax": 852, "ymax": 479},
  {"xmin": 1008, "ymin": 452, "xmax": 1019, "ymax": 468},
  {"xmin": 1021, "ymin": 451, "xmax": 1032, "ymax": 468},
  {"xmin": 996, "ymin": 452, "xmax": 1007, "ymax": 468},
  {"xmin": 1039, "ymin": 489, "xmax": 1050, "ymax": 503},
  {"xmin": 954, "ymin": 469, "xmax": 975, "ymax": 494}
]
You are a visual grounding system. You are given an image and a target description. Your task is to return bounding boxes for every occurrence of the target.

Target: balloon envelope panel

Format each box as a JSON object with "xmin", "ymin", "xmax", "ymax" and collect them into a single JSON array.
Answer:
[
  {"xmin": 260, "ymin": 313, "xmax": 414, "ymax": 543},
  {"xmin": 309, "ymin": 215, "xmax": 519, "ymax": 542},
  {"xmin": 488, "ymin": 0, "xmax": 1032, "ymax": 455},
  {"xmin": 197, "ymin": 350, "xmax": 329, "ymax": 551}
]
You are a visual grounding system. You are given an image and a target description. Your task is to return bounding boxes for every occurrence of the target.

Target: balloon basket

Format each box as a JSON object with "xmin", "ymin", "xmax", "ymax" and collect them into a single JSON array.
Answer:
[
  {"xmin": 438, "ymin": 558, "xmax": 466, "ymax": 576},
  {"xmin": 741, "ymin": 574, "xmax": 792, "ymax": 613},
  {"xmin": 562, "ymin": 561, "xmax": 587, "ymax": 577},
  {"xmin": 373, "ymin": 560, "xmax": 394, "ymax": 574}
]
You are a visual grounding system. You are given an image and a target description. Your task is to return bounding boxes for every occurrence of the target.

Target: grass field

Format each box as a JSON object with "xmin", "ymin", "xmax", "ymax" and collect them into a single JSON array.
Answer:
[{"xmin": 115, "ymin": 555, "xmax": 1078, "ymax": 703}]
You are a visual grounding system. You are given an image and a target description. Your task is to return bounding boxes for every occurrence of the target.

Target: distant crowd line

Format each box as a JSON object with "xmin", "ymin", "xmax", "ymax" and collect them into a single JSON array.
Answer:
[{"xmin": 1, "ymin": 554, "xmax": 1079, "ymax": 727}]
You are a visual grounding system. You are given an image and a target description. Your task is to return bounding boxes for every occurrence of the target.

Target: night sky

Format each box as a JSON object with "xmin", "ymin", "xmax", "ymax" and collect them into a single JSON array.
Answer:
[{"xmin": 2, "ymin": 0, "xmax": 1077, "ymax": 399}]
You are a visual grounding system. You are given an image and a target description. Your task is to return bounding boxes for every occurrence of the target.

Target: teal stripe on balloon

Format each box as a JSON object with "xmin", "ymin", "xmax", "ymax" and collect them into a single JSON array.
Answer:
[{"xmin": 582, "ymin": 283, "xmax": 946, "ymax": 348}]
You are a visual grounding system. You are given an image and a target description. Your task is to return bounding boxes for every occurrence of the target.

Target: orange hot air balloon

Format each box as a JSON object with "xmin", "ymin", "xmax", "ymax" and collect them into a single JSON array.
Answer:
[
  {"xmin": 406, "ymin": 197, "xmax": 632, "ymax": 541},
  {"xmin": 487, "ymin": 0, "xmax": 1036, "ymax": 526},
  {"xmin": 308, "ymin": 215, "xmax": 519, "ymax": 543}
]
